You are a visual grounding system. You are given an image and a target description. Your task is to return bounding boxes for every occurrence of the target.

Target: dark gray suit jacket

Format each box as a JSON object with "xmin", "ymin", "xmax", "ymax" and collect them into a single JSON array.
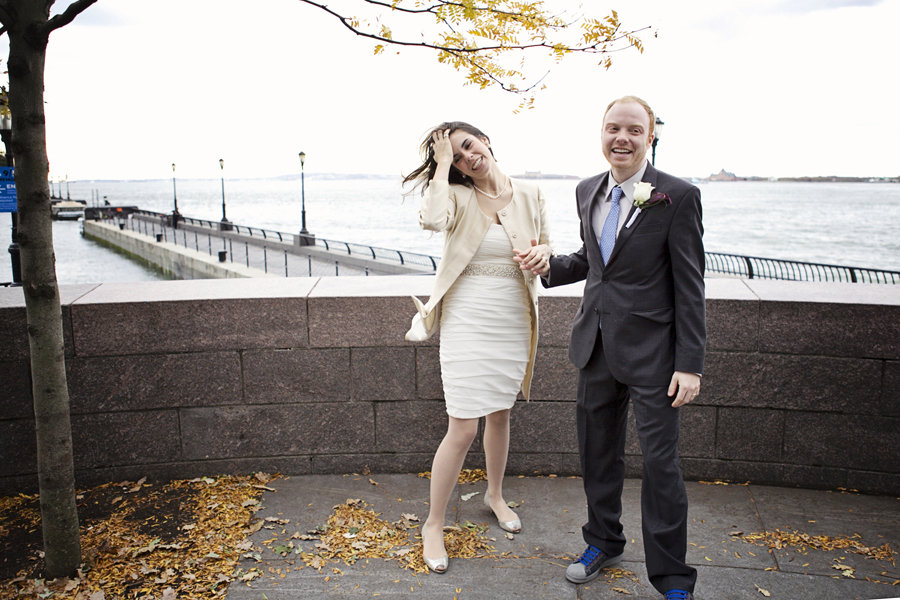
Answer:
[{"xmin": 544, "ymin": 163, "xmax": 706, "ymax": 386}]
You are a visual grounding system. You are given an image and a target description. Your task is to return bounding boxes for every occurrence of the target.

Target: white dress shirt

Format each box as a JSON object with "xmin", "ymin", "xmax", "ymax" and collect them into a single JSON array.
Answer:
[{"xmin": 591, "ymin": 161, "xmax": 649, "ymax": 246}]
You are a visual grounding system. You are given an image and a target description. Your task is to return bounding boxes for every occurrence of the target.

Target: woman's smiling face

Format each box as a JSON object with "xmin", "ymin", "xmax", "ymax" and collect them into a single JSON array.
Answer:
[{"xmin": 448, "ymin": 129, "xmax": 495, "ymax": 180}]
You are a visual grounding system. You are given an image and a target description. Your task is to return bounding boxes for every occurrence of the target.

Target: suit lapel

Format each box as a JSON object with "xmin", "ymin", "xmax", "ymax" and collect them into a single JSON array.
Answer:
[{"xmin": 581, "ymin": 173, "xmax": 609, "ymax": 268}]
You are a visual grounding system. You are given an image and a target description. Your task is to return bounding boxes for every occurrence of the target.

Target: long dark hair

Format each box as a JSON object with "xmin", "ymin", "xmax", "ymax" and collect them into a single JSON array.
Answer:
[{"xmin": 402, "ymin": 121, "xmax": 495, "ymax": 194}]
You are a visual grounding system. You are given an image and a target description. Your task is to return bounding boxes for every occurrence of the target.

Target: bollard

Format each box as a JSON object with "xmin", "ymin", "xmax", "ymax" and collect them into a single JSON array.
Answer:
[
  {"xmin": 218, "ymin": 250, "xmax": 227, "ymax": 263},
  {"xmin": 156, "ymin": 233, "xmax": 163, "ymax": 242}
]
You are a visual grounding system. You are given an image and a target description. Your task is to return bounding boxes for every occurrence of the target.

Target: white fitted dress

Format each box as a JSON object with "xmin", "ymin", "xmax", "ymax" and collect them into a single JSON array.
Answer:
[{"xmin": 439, "ymin": 224, "xmax": 532, "ymax": 418}]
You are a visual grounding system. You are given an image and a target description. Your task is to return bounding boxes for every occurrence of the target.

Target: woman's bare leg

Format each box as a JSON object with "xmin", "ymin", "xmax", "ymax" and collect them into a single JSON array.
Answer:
[
  {"xmin": 423, "ymin": 415, "xmax": 478, "ymax": 560},
  {"xmin": 483, "ymin": 408, "xmax": 519, "ymax": 523}
]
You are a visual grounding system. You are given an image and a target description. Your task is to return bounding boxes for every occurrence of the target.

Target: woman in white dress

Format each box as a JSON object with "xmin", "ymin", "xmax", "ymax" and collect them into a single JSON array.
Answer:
[{"xmin": 403, "ymin": 122, "xmax": 553, "ymax": 573}]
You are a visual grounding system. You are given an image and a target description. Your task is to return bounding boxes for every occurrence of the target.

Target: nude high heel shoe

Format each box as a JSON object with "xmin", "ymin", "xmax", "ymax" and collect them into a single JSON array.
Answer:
[
  {"xmin": 424, "ymin": 554, "xmax": 448, "ymax": 574},
  {"xmin": 421, "ymin": 526, "xmax": 449, "ymax": 574},
  {"xmin": 484, "ymin": 492, "xmax": 521, "ymax": 533}
]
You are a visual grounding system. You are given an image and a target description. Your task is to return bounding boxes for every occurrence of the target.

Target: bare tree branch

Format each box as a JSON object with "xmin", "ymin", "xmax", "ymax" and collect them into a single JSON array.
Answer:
[{"xmin": 43, "ymin": 0, "xmax": 97, "ymax": 34}]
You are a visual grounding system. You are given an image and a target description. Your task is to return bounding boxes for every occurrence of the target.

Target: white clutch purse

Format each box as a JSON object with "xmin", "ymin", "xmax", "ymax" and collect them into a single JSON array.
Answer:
[{"xmin": 405, "ymin": 296, "xmax": 440, "ymax": 342}]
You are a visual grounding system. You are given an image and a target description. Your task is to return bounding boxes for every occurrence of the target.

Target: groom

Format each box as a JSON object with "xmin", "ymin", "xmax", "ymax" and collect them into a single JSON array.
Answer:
[{"xmin": 537, "ymin": 96, "xmax": 705, "ymax": 600}]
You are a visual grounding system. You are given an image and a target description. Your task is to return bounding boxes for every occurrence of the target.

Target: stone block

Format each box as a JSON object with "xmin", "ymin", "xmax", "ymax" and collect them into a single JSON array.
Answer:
[
  {"xmin": 0, "ymin": 360, "xmax": 32, "ymax": 419},
  {"xmin": 530, "ymin": 346, "xmax": 577, "ymax": 401},
  {"xmin": 747, "ymin": 281, "xmax": 900, "ymax": 359},
  {"xmin": 883, "ymin": 361, "xmax": 900, "ymax": 418},
  {"xmin": 625, "ymin": 409, "xmax": 641, "ymax": 455},
  {"xmin": 703, "ymin": 352, "xmax": 883, "ymax": 412},
  {"xmin": 780, "ymin": 464, "xmax": 849, "ymax": 492},
  {"xmin": 0, "ymin": 418, "xmax": 36, "ymax": 477},
  {"xmin": 783, "ymin": 412, "xmax": 900, "ymax": 472},
  {"xmin": 0, "ymin": 473, "xmax": 39, "ymax": 495},
  {"xmin": 415, "ymin": 347, "xmax": 443, "ymax": 400},
  {"xmin": 243, "ymin": 348, "xmax": 350, "ymax": 403},
  {"xmin": 0, "ymin": 300, "xmax": 28, "ymax": 360},
  {"xmin": 706, "ymin": 298, "xmax": 758, "ymax": 352},
  {"xmin": 510, "ymin": 401, "xmax": 576, "ymax": 453},
  {"xmin": 309, "ymin": 452, "xmax": 436, "ymax": 476},
  {"xmin": 308, "ymin": 296, "xmax": 412, "ymax": 348},
  {"xmin": 308, "ymin": 277, "xmax": 428, "ymax": 348},
  {"xmin": 181, "ymin": 403, "xmax": 374, "ymax": 460},
  {"xmin": 846, "ymin": 470, "xmax": 900, "ymax": 496},
  {"xmin": 70, "ymin": 278, "xmax": 313, "ymax": 355},
  {"xmin": 351, "ymin": 347, "xmax": 415, "ymax": 401},
  {"xmin": 537, "ymin": 294, "xmax": 582, "ymax": 347},
  {"xmin": 72, "ymin": 410, "xmax": 182, "ymax": 469},
  {"xmin": 680, "ymin": 405, "xmax": 717, "ymax": 459},
  {"xmin": 67, "ymin": 352, "xmax": 242, "ymax": 413},
  {"xmin": 0, "ymin": 284, "xmax": 98, "ymax": 360},
  {"xmin": 624, "ymin": 454, "xmax": 643, "ymax": 478},
  {"xmin": 680, "ymin": 458, "xmax": 785, "ymax": 487},
  {"xmin": 716, "ymin": 407, "xmax": 784, "ymax": 462},
  {"xmin": 506, "ymin": 452, "xmax": 580, "ymax": 476},
  {"xmin": 374, "ymin": 400, "xmax": 447, "ymax": 453}
]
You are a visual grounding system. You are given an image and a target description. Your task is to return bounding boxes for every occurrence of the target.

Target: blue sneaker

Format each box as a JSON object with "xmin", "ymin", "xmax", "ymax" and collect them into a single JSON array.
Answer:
[
  {"xmin": 565, "ymin": 544, "xmax": 623, "ymax": 584},
  {"xmin": 664, "ymin": 590, "xmax": 694, "ymax": 600}
]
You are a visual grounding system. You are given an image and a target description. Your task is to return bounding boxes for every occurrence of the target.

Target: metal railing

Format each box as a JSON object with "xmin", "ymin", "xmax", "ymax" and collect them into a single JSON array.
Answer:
[
  {"xmin": 98, "ymin": 210, "xmax": 900, "ymax": 284},
  {"xmin": 120, "ymin": 211, "xmax": 433, "ymax": 277},
  {"xmin": 705, "ymin": 252, "xmax": 900, "ymax": 284},
  {"xmin": 130, "ymin": 210, "xmax": 438, "ymax": 273}
]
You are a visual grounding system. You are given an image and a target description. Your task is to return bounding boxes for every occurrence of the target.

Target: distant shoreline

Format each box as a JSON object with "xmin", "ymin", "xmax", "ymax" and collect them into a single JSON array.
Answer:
[
  {"xmin": 702, "ymin": 169, "xmax": 899, "ymax": 184},
  {"xmin": 69, "ymin": 173, "xmax": 900, "ymax": 184}
]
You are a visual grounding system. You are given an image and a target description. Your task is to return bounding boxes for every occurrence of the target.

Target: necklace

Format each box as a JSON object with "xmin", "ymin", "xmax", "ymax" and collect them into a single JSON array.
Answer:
[{"xmin": 473, "ymin": 177, "xmax": 509, "ymax": 200}]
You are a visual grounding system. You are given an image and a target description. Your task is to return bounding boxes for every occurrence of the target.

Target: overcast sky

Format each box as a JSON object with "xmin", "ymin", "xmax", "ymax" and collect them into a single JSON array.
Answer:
[{"xmin": 7, "ymin": 0, "xmax": 898, "ymax": 181}]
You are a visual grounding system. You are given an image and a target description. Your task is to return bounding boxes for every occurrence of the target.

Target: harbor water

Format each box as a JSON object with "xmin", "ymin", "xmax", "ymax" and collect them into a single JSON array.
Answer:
[{"xmin": 1, "ymin": 177, "xmax": 898, "ymax": 284}]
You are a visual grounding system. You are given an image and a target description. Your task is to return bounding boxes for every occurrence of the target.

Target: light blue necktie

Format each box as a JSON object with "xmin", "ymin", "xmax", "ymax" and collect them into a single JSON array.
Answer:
[{"xmin": 599, "ymin": 186, "xmax": 622, "ymax": 265}]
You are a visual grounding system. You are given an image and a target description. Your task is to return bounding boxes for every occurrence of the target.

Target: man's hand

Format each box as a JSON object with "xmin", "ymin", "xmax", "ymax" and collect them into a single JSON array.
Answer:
[
  {"xmin": 668, "ymin": 371, "xmax": 700, "ymax": 408},
  {"xmin": 513, "ymin": 238, "xmax": 552, "ymax": 276}
]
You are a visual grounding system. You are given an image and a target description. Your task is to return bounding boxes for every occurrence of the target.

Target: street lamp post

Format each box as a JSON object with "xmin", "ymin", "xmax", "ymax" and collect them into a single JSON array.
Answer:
[
  {"xmin": 1, "ymin": 114, "xmax": 20, "ymax": 286},
  {"xmin": 171, "ymin": 163, "xmax": 180, "ymax": 229},
  {"xmin": 296, "ymin": 151, "xmax": 315, "ymax": 247},
  {"xmin": 651, "ymin": 117, "xmax": 664, "ymax": 166},
  {"xmin": 218, "ymin": 158, "xmax": 232, "ymax": 231}
]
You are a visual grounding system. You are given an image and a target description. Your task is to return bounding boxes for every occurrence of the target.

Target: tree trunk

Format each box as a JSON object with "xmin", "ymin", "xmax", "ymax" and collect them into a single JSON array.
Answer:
[{"xmin": 5, "ymin": 1, "xmax": 81, "ymax": 577}]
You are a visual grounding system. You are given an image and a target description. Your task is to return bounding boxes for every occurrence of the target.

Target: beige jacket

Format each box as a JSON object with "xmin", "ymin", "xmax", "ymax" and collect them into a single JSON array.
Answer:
[{"xmin": 416, "ymin": 178, "xmax": 551, "ymax": 400}]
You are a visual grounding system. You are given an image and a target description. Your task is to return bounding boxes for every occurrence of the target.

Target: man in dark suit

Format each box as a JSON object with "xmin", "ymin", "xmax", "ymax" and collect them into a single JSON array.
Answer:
[{"xmin": 530, "ymin": 96, "xmax": 705, "ymax": 600}]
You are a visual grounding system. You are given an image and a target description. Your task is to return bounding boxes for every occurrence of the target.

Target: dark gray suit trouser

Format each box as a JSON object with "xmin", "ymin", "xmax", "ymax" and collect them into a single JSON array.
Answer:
[{"xmin": 576, "ymin": 333, "xmax": 697, "ymax": 594}]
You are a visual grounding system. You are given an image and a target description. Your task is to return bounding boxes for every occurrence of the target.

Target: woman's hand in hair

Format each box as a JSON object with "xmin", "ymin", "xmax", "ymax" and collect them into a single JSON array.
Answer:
[{"xmin": 431, "ymin": 129, "xmax": 453, "ymax": 168}]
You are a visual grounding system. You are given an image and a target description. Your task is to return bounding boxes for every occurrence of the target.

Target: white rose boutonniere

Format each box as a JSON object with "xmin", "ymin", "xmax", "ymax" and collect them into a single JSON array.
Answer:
[
  {"xmin": 626, "ymin": 181, "xmax": 672, "ymax": 228},
  {"xmin": 633, "ymin": 181, "xmax": 654, "ymax": 206}
]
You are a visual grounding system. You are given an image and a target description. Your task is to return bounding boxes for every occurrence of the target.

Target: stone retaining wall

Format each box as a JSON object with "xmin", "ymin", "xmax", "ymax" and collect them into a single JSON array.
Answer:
[{"xmin": 1, "ymin": 277, "xmax": 897, "ymax": 495}]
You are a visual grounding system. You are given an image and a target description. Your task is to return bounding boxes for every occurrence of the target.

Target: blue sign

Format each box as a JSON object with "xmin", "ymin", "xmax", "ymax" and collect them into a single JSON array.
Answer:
[{"xmin": 0, "ymin": 167, "xmax": 16, "ymax": 213}]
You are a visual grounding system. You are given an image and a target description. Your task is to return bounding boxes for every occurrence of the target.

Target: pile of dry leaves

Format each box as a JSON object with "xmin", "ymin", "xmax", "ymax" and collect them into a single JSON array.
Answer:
[
  {"xmin": 0, "ymin": 473, "xmax": 275, "ymax": 599},
  {"xmin": 261, "ymin": 497, "xmax": 495, "ymax": 575}
]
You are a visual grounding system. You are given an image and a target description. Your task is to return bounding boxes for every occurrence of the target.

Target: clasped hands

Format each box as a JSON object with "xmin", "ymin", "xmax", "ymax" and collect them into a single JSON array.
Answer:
[{"xmin": 513, "ymin": 238, "xmax": 552, "ymax": 277}]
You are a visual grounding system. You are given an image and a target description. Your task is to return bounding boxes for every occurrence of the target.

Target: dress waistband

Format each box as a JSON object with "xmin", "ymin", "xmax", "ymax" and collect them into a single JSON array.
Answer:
[{"xmin": 461, "ymin": 263, "xmax": 523, "ymax": 279}]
